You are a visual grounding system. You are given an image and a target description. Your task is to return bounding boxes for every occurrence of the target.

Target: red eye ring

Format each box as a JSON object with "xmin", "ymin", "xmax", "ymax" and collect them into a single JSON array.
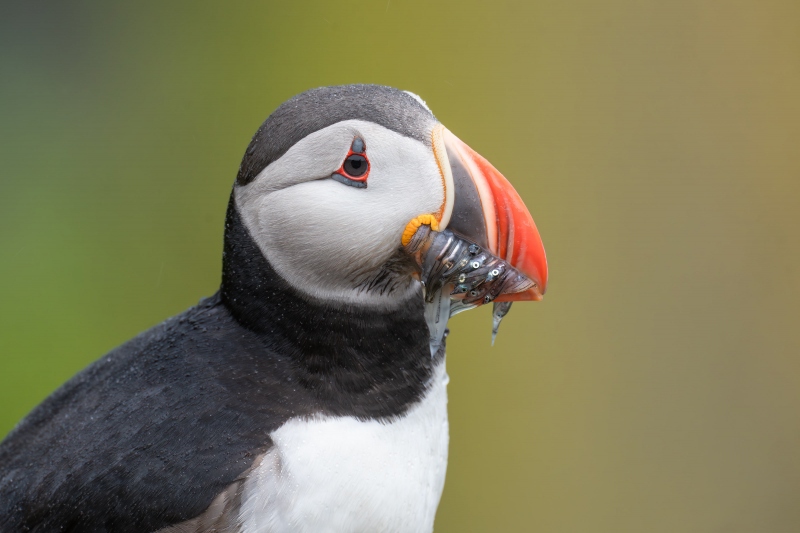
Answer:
[{"xmin": 332, "ymin": 137, "xmax": 370, "ymax": 188}]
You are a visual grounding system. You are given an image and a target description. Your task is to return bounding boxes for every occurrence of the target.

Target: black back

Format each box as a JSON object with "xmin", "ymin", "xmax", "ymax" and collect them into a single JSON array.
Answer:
[{"xmin": 0, "ymin": 86, "xmax": 440, "ymax": 532}]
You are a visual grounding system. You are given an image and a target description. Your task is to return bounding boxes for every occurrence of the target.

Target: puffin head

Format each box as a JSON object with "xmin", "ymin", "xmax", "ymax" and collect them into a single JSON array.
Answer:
[{"xmin": 224, "ymin": 85, "xmax": 547, "ymax": 316}]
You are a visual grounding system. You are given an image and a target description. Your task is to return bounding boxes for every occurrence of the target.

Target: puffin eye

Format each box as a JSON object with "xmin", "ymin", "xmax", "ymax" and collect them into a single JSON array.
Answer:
[
  {"xmin": 343, "ymin": 155, "xmax": 368, "ymax": 177},
  {"xmin": 331, "ymin": 137, "xmax": 370, "ymax": 188}
]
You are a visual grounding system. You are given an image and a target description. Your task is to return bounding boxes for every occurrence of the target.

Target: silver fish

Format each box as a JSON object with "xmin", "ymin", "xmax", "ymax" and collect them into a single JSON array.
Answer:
[{"xmin": 404, "ymin": 225, "xmax": 536, "ymax": 353}]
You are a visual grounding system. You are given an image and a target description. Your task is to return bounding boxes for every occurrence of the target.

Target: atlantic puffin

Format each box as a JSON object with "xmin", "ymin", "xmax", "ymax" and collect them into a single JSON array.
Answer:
[{"xmin": 0, "ymin": 85, "xmax": 548, "ymax": 532}]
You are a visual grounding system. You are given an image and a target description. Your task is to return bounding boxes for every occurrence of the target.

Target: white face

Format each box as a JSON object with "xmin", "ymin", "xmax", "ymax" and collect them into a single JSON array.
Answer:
[{"xmin": 235, "ymin": 119, "xmax": 445, "ymax": 307}]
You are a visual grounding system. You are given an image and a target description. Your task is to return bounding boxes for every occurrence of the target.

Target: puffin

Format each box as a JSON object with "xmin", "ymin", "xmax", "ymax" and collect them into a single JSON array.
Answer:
[{"xmin": 0, "ymin": 85, "xmax": 548, "ymax": 533}]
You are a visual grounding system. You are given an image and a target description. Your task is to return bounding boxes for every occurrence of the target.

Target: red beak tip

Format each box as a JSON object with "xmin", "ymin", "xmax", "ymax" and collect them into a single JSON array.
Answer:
[
  {"xmin": 528, "ymin": 285, "xmax": 545, "ymax": 301},
  {"xmin": 494, "ymin": 283, "xmax": 544, "ymax": 303}
]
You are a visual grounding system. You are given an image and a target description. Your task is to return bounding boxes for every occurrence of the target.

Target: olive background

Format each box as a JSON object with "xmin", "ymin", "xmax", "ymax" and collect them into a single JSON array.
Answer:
[{"xmin": 1, "ymin": 1, "xmax": 799, "ymax": 531}]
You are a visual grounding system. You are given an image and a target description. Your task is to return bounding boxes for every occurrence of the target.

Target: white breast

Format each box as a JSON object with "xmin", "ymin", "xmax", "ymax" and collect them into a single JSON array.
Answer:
[{"xmin": 238, "ymin": 361, "xmax": 450, "ymax": 533}]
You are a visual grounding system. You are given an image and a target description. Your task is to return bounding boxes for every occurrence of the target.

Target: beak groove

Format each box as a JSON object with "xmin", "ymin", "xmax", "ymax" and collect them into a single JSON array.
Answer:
[{"xmin": 440, "ymin": 128, "xmax": 548, "ymax": 300}]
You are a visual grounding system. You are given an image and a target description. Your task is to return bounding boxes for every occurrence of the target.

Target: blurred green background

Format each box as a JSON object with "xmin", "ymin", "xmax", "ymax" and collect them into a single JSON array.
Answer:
[{"xmin": 2, "ymin": 1, "xmax": 799, "ymax": 531}]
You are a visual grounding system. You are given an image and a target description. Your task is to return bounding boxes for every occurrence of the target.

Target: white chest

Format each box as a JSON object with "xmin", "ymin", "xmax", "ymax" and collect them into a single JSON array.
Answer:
[{"xmin": 238, "ymin": 362, "xmax": 450, "ymax": 533}]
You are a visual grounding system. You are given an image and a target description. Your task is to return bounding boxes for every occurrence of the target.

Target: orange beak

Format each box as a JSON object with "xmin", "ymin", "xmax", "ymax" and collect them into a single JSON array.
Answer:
[{"xmin": 441, "ymin": 128, "xmax": 548, "ymax": 301}]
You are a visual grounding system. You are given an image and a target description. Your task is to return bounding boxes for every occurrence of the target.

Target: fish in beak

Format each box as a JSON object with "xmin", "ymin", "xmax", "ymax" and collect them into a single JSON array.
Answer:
[
  {"xmin": 402, "ymin": 124, "xmax": 548, "ymax": 348},
  {"xmin": 440, "ymin": 126, "xmax": 548, "ymax": 301}
]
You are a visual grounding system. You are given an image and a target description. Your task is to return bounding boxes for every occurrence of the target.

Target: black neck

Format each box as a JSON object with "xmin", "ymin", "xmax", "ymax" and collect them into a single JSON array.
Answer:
[{"xmin": 220, "ymin": 193, "xmax": 440, "ymax": 416}]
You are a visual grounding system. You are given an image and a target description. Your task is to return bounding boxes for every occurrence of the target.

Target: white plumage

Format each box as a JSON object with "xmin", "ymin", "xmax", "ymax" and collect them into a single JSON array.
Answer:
[{"xmin": 239, "ymin": 362, "xmax": 450, "ymax": 533}]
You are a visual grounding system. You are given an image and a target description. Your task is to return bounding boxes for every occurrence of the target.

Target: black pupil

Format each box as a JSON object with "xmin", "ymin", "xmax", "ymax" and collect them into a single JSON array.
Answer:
[{"xmin": 344, "ymin": 155, "xmax": 367, "ymax": 177}]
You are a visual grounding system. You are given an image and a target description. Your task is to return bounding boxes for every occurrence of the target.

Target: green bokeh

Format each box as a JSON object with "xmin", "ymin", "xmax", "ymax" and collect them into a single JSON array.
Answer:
[{"xmin": 2, "ymin": 1, "xmax": 799, "ymax": 531}]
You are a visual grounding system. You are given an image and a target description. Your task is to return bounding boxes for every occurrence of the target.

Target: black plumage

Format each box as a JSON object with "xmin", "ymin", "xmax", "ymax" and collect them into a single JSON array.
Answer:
[{"xmin": 0, "ymin": 199, "xmax": 440, "ymax": 532}]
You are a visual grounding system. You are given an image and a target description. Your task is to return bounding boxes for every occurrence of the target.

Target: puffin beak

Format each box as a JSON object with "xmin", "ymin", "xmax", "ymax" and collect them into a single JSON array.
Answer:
[{"xmin": 438, "ymin": 126, "xmax": 548, "ymax": 301}]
